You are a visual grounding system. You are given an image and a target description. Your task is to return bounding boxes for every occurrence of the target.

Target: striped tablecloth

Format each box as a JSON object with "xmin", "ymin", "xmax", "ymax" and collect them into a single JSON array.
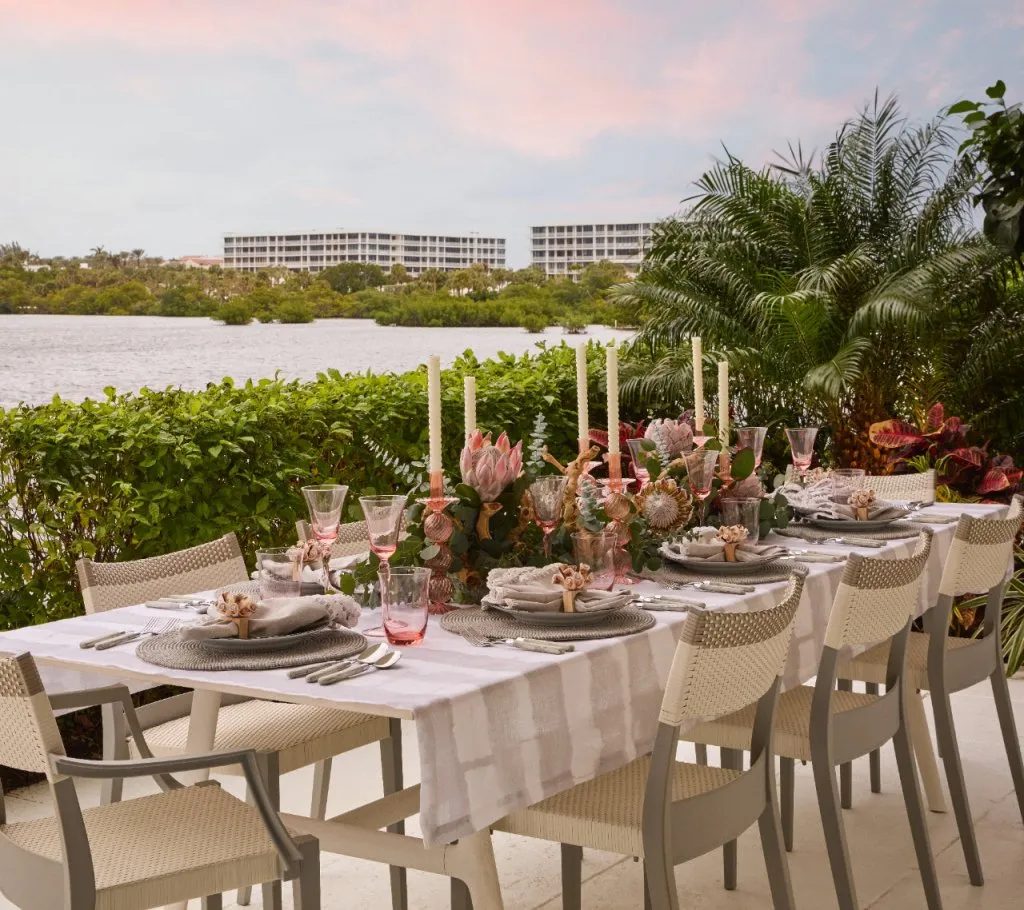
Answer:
[{"xmin": 0, "ymin": 502, "xmax": 1002, "ymax": 847}]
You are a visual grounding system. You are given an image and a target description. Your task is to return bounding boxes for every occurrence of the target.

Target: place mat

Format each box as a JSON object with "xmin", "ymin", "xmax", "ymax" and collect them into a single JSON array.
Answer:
[
  {"xmin": 646, "ymin": 561, "xmax": 794, "ymax": 587},
  {"xmin": 441, "ymin": 606, "xmax": 656, "ymax": 642},
  {"xmin": 777, "ymin": 522, "xmax": 922, "ymax": 543},
  {"xmin": 136, "ymin": 627, "xmax": 367, "ymax": 671}
]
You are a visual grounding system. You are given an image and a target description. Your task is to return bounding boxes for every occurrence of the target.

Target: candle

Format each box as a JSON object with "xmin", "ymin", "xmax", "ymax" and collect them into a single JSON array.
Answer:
[
  {"xmin": 575, "ymin": 343, "xmax": 589, "ymax": 447},
  {"xmin": 692, "ymin": 336, "xmax": 704, "ymax": 431},
  {"xmin": 463, "ymin": 375, "xmax": 476, "ymax": 438},
  {"xmin": 606, "ymin": 343, "xmax": 620, "ymax": 456},
  {"xmin": 427, "ymin": 355, "xmax": 442, "ymax": 473},
  {"xmin": 718, "ymin": 360, "xmax": 729, "ymax": 449}
]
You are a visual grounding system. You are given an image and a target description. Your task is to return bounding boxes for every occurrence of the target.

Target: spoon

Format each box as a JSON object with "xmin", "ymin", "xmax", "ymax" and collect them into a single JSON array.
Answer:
[
  {"xmin": 319, "ymin": 649, "xmax": 402, "ymax": 685},
  {"xmin": 290, "ymin": 642, "xmax": 389, "ymax": 681}
]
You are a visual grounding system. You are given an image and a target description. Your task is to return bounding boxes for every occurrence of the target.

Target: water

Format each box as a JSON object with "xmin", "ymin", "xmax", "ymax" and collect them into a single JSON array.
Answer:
[{"xmin": 0, "ymin": 315, "xmax": 633, "ymax": 408}]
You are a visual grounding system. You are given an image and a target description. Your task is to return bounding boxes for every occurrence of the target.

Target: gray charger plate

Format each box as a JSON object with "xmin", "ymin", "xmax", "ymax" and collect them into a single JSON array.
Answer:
[
  {"xmin": 482, "ymin": 600, "xmax": 624, "ymax": 627},
  {"xmin": 659, "ymin": 553, "xmax": 778, "ymax": 574},
  {"xmin": 805, "ymin": 515, "xmax": 907, "ymax": 532},
  {"xmin": 200, "ymin": 622, "xmax": 330, "ymax": 653}
]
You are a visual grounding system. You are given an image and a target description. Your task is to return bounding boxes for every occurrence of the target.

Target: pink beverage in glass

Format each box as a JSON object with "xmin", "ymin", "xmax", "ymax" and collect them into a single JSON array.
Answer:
[
  {"xmin": 381, "ymin": 567, "xmax": 431, "ymax": 646},
  {"xmin": 302, "ymin": 484, "xmax": 349, "ymax": 540},
  {"xmin": 785, "ymin": 427, "xmax": 819, "ymax": 475},
  {"xmin": 735, "ymin": 426, "xmax": 767, "ymax": 468}
]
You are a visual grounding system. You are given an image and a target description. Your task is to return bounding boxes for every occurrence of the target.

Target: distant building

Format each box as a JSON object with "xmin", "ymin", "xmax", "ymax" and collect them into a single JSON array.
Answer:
[
  {"xmin": 222, "ymin": 230, "xmax": 506, "ymax": 276},
  {"xmin": 529, "ymin": 221, "xmax": 656, "ymax": 276},
  {"xmin": 172, "ymin": 255, "xmax": 224, "ymax": 269}
]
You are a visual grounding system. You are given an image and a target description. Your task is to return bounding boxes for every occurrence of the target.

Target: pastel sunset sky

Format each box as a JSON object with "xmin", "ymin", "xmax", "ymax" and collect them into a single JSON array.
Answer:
[{"xmin": 3, "ymin": 1, "xmax": 1022, "ymax": 266}]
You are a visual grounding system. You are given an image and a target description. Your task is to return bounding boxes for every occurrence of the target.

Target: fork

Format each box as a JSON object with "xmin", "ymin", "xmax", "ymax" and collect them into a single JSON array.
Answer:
[
  {"xmin": 463, "ymin": 630, "xmax": 574, "ymax": 654},
  {"xmin": 668, "ymin": 580, "xmax": 756, "ymax": 595},
  {"xmin": 94, "ymin": 618, "xmax": 180, "ymax": 650}
]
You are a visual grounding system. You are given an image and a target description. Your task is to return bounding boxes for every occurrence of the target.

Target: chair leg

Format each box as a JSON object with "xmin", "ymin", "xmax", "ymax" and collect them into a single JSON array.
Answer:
[
  {"xmin": 201, "ymin": 896, "xmax": 222, "ymax": 910},
  {"xmin": 695, "ymin": 743, "xmax": 708, "ymax": 765},
  {"xmin": 382, "ymin": 720, "xmax": 409, "ymax": 910},
  {"xmin": 906, "ymin": 688, "xmax": 945, "ymax": 813},
  {"xmin": 779, "ymin": 757, "xmax": 795, "ymax": 852},
  {"xmin": 931, "ymin": 689, "xmax": 984, "ymax": 885},
  {"xmin": 292, "ymin": 835, "xmax": 321, "ymax": 910},
  {"xmin": 310, "ymin": 758, "xmax": 331, "ymax": 820},
  {"xmin": 100, "ymin": 701, "xmax": 127, "ymax": 806},
  {"xmin": 249, "ymin": 753, "xmax": 284, "ymax": 910},
  {"xmin": 892, "ymin": 723, "xmax": 942, "ymax": 910},
  {"xmin": 990, "ymin": 666, "xmax": 1024, "ymax": 824},
  {"xmin": 837, "ymin": 679, "xmax": 853, "ymax": 809},
  {"xmin": 721, "ymin": 748, "xmax": 741, "ymax": 890},
  {"xmin": 644, "ymin": 851, "xmax": 679, "ymax": 910},
  {"xmin": 758, "ymin": 772, "xmax": 796, "ymax": 910},
  {"xmin": 643, "ymin": 869, "xmax": 653, "ymax": 910},
  {"xmin": 866, "ymin": 683, "xmax": 882, "ymax": 794},
  {"xmin": 812, "ymin": 759, "xmax": 858, "ymax": 910},
  {"xmin": 561, "ymin": 844, "xmax": 582, "ymax": 910}
]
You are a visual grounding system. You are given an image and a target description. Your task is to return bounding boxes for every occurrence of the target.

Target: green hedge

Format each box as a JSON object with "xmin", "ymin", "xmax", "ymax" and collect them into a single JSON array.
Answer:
[{"xmin": 0, "ymin": 345, "xmax": 610, "ymax": 628}]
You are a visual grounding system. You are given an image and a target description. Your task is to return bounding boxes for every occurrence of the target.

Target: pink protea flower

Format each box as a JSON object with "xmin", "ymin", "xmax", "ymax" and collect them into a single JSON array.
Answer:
[
  {"xmin": 645, "ymin": 419, "xmax": 693, "ymax": 457},
  {"xmin": 460, "ymin": 431, "xmax": 523, "ymax": 502}
]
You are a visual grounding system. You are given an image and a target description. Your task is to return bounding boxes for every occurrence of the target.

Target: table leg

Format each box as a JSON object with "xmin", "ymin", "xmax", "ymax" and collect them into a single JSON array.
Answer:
[{"xmin": 906, "ymin": 688, "xmax": 946, "ymax": 813}]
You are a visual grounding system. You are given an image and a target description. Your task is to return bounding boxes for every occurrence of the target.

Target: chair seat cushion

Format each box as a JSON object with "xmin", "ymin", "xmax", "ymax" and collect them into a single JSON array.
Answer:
[
  {"xmin": 837, "ymin": 631, "xmax": 980, "ymax": 689},
  {"xmin": 688, "ymin": 685, "xmax": 878, "ymax": 762},
  {"xmin": 2, "ymin": 783, "xmax": 283, "ymax": 910},
  {"xmin": 133, "ymin": 699, "xmax": 390, "ymax": 775},
  {"xmin": 495, "ymin": 758, "xmax": 740, "ymax": 856}
]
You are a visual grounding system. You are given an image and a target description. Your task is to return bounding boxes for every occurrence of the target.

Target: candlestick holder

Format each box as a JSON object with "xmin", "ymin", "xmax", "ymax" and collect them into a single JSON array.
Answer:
[
  {"xmin": 598, "ymin": 462, "xmax": 636, "ymax": 585},
  {"xmin": 417, "ymin": 472, "xmax": 459, "ymax": 615}
]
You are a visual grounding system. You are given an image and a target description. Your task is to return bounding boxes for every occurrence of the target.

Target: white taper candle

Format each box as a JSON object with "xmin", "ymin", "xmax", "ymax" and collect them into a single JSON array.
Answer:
[
  {"xmin": 606, "ymin": 344, "xmax": 620, "ymax": 456},
  {"xmin": 692, "ymin": 336, "xmax": 704, "ymax": 431},
  {"xmin": 463, "ymin": 375, "xmax": 476, "ymax": 438},
  {"xmin": 718, "ymin": 360, "xmax": 729, "ymax": 449},
  {"xmin": 427, "ymin": 355, "xmax": 442, "ymax": 473},
  {"xmin": 575, "ymin": 343, "xmax": 589, "ymax": 444}
]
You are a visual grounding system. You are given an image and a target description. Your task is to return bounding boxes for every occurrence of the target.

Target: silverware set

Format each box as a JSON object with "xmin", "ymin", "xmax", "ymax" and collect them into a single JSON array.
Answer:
[
  {"xmin": 286, "ymin": 643, "xmax": 403, "ymax": 685},
  {"xmin": 630, "ymin": 594, "xmax": 705, "ymax": 611},
  {"xmin": 80, "ymin": 618, "xmax": 182, "ymax": 650},
  {"xmin": 146, "ymin": 595, "xmax": 215, "ymax": 613},
  {"xmin": 462, "ymin": 630, "xmax": 574, "ymax": 654}
]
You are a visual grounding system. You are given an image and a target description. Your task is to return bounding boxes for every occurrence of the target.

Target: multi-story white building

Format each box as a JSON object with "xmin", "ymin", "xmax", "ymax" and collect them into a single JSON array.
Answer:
[
  {"xmin": 223, "ymin": 230, "xmax": 505, "ymax": 276},
  {"xmin": 529, "ymin": 222, "xmax": 656, "ymax": 276}
]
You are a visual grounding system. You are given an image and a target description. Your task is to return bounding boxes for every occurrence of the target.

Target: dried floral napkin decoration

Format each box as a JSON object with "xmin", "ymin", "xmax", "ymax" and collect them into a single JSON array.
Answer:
[
  {"xmin": 552, "ymin": 563, "xmax": 593, "ymax": 612},
  {"xmin": 715, "ymin": 524, "xmax": 750, "ymax": 562}
]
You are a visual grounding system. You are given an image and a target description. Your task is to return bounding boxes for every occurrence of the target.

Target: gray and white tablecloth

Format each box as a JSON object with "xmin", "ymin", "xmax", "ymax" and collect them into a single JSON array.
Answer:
[{"xmin": 0, "ymin": 503, "xmax": 1002, "ymax": 847}]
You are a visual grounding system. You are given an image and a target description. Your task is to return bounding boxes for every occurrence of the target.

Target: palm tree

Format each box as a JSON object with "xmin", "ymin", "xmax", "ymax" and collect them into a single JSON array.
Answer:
[
  {"xmin": 131, "ymin": 248, "xmax": 145, "ymax": 267},
  {"xmin": 618, "ymin": 94, "xmax": 1013, "ymax": 467}
]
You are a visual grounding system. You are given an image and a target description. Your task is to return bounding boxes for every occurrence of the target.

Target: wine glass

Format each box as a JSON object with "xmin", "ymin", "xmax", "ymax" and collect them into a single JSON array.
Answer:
[
  {"xmin": 530, "ymin": 475, "xmax": 568, "ymax": 559},
  {"xmin": 359, "ymin": 494, "xmax": 408, "ymax": 637},
  {"xmin": 302, "ymin": 484, "xmax": 349, "ymax": 541},
  {"xmin": 684, "ymin": 449, "xmax": 720, "ymax": 526},
  {"xmin": 626, "ymin": 437, "xmax": 652, "ymax": 485},
  {"xmin": 735, "ymin": 426, "xmax": 767, "ymax": 469},
  {"xmin": 785, "ymin": 427, "xmax": 819, "ymax": 481}
]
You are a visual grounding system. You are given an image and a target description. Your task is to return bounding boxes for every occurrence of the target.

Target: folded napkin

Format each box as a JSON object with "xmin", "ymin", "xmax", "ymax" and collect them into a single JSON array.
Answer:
[
  {"xmin": 251, "ymin": 564, "xmax": 324, "ymax": 584},
  {"xmin": 486, "ymin": 565, "xmax": 630, "ymax": 613},
  {"xmin": 810, "ymin": 501, "xmax": 909, "ymax": 521},
  {"xmin": 662, "ymin": 541, "xmax": 788, "ymax": 563},
  {"xmin": 181, "ymin": 595, "xmax": 361, "ymax": 641}
]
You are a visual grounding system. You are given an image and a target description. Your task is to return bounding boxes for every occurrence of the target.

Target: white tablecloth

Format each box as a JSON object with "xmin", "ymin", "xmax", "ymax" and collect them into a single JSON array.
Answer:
[{"xmin": 0, "ymin": 503, "xmax": 1001, "ymax": 846}]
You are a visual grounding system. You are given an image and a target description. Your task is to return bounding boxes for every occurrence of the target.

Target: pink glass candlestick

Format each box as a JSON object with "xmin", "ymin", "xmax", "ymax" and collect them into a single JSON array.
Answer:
[{"xmin": 417, "ymin": 471, "xmax": 458, "ymax": 615}]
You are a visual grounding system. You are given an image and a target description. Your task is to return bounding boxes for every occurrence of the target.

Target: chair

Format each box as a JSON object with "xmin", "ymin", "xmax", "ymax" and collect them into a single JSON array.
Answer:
[
  {"xmin": 492, "ymin": 570, "xmax": 807, "ymax": 910},
  {"xmin": 0, "ymin": 651, "xmax": 320, "ymax": 910},
  {"xmin": 76, "ymin": 533, "xmax": 406, "ymax": 910},
  {"xmin": 839, "ymin": 495, "xmax": 1024, "ymax": 885},
  {"xmin": 783, "ymin": 468, "xmax": 936, "ymax": 504},
  {"xmin": 687, "ymin": 531, "xmax": 941, "ymax": 910}
]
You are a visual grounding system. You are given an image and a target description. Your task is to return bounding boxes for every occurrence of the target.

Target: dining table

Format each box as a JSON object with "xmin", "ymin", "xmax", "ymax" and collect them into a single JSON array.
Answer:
[{"xmin": 0, "ymin": 501, "xmax": 1005, "ymax": 909}]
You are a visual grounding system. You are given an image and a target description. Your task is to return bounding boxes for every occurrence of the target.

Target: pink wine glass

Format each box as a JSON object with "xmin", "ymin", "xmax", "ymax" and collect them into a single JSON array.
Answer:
[
  {"xmin": 785, "ymin": 427, "xmax": 819, "ymax": 480},
  {"xmin": 530, "ymin": 475, "xmax": 568, "ymax": 559},
  {"xmin": 684, "ymin": 449, "xmax": 720, "ymax": 526},
  {"xmin": 359, "ymin": 494, "xmax": 408, "ymax": 637},
  {"xmin": 302, "ymin": 484, "xmax": 349, "ymax": 541},
  {"xmin": 735, "ymin": 426, "xmax": 767, "ymax": 468}
]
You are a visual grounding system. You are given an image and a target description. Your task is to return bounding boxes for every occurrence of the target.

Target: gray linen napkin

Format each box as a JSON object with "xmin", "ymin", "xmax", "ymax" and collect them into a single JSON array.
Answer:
[
  {"xmin": 662, "ymin": 541, "xmax": 788, "ymax": 563},
  {"xmin": 181, "ymin": 595, "xmax": 359, "ymax": 641},
  {"xmin": 811, "ymin": 501, "xmax": 909, "ymax": 521}
]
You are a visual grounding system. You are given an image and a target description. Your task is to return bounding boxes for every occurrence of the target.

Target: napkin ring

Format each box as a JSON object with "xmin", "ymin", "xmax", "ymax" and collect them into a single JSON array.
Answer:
[
  {"xmin": 856, "ymin": 506, "xmax": 869, "ymax": 521},
  {"xmin": 232, "ymin": 617, "xmax": 250, "ymax": 639},
  {"xmin": 562, "ymin": 590, "xmax": 577, "ymax": 613},
  {"xmin": 723, "ymin": 542, "xmax": 738, "ymax": 562}
]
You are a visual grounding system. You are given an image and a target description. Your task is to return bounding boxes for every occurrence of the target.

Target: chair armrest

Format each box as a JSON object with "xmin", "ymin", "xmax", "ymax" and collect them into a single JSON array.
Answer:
[
  {"xmin": 49, "ymin": 684, "xmax": 132, "ymax": 712},
  {"xmin": 52, "ymin": 750, "xmax": 305, "ymax": 872}
]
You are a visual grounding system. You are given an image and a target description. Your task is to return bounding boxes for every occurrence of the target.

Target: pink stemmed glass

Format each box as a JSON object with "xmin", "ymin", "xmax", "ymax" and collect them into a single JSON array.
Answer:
[
  {"xmin": 360, "ymin": 494, "xmax": 408, "ymax": 637},
  {"xmin": 684, "ymin": 449, "xmax": 720, "ymax": 526},
  {"xmin": 626, "ymin": 438, "xmax": 652, "ymax": 486},
  {"xmin": 736, "ymin": 427, "xmax": 767, "ymax": 469},
  {"xmin": 530, "ymin": 475, "xmax": 568, "ymax": 559},
  {"xmin": 785, "ymin": 427, "xmax": 819, "ymax": 480},
  {"xmin": 302, "ymin": 484, "xmax": 349, "ymax": 541}
]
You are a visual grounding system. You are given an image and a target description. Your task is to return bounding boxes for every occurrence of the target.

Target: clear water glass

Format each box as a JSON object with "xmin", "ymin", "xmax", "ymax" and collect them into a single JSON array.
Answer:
[
  {"xmin": 256, "ymin": 548, "xmax": 302, "ymax": 600},
  {"xmin": 721, "ymin": 497, "xmax": 762, "ymax": 545},
  {"xmin": 359, "ymin": 495, "xmax": 407, "ymax": 563},
  {"xmin": 735, "ymin": 427, "xmax": 767, "ymax": 468},
  {"xmin": 831, "ymin": 468, "xmax": 866, "ymax": 504},
  {"xmin": 380, "ymin": 566, "xmax": 431, "ymax": 646},
  {"xmin": 572, "ymin": 531, "xmax": 617, "ymax": 591},
  {"xmin": 302, "ymin": 484, "xmax": 348, "ymax": 541},
  {"xmin": 530, "ymin": 475, "xmax": 568, "ymax": 558},
  {"xmin": 626, "ymin": 437, "xmax": 652, "ymax": 485},
  {"xmin": 785, "ymin": 427, "xmax": 819, "ymax": 477}
]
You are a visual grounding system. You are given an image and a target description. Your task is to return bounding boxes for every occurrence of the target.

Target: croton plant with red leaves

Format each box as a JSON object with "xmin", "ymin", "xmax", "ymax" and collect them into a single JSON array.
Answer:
[
  {"xmin": 589, "ymin": 421, "xmax": 647, "ymax": 472},
  {"xmin": 869, "ymin": 403, "xmax": 1023, "ymax": 501}
]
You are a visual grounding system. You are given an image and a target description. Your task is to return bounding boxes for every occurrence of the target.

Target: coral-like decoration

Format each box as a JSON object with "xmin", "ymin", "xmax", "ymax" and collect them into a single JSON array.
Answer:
[
  {"xmin": 290, "ymin": 538, "xmax": 331, "ymax": 565},
  {"xmin": 214, "ymin": 592, "xmax": 257, "ymax": 619},
  {"xmin": 541, "ymin": 444, "xmax": 601, "ymax": 529},
  {"xmin": 716, "ymin": 525, "xmax": 750, "ymax": 545},
  {"xmin": 848, "ymin": 488, "xmax": 877, "ymax": 509},
  {"xmin": 552, "ymin": 563, "xmax": 593, "ymax": 613},
  {"xmin": 460, "ymin": 430, "xmax": 523, "ymax": 502},
  {"xmin": 634, "ymin": 478, "xmax": 693, "ymax": 533}
]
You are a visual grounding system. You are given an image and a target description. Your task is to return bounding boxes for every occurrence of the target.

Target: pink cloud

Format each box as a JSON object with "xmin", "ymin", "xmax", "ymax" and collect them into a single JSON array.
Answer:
[{"xmin": 0, "ymin": 0, "xmax": 839, "ymax": 157}]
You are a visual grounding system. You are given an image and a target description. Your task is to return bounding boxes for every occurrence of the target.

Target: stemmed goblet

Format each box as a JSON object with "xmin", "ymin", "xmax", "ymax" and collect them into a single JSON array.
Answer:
[
  {"xmin": 626, "ymin": 437, "xmax": 652, "ymax": 485},
  {"xmin": 530, "ymin": 475, "xmax": 568, "ymax": 559},
  {"xmin": 359, "ymin": 494, "xmax": 408, "ymax": 637},
  {"xmin": 684, "ymin": 449, "xmax": 720, "ymax": 526},
  {"xmin": 785, "ymin": 427, "xmax": 819, "ymax": 482},
  {"xmin": 735, "ymin": 426, "xmax": 767, "ymax": 469},
  {"xmin": 302, "ymin": 484, "xmax": 349, "ymax": 542}
]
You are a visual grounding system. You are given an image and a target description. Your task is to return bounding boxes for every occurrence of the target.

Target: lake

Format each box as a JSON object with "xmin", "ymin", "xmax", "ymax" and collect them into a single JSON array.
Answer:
[{"xmin": 0, "ymin": 315, "xmax": 633, "ymax": 408}]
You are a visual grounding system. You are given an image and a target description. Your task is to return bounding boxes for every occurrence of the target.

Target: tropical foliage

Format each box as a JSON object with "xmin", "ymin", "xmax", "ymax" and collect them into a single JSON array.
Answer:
[{"xmin": 618, "ymin": 94, "xmax": 1023, "ymax": 467}]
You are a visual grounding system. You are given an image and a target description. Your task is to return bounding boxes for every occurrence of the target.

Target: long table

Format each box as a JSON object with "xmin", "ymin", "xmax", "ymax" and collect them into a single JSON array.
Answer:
[{"xmin": 0, "ymin": 503, "xmax": 1002, "ymax": 908}]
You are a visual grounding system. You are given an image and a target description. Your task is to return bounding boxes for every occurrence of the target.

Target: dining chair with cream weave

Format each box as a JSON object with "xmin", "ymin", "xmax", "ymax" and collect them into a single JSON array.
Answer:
[
  {"xmin": 491, "ymin": 570, "xmax": 807, "ymax": 910},
  {"xmin": 76, "ymin": 533, "xmax": 406, "ymax": 910},
  {"xmin": 783, "ymin": 467, "xmax": 936, "ymax": 504},
  {"xmin": 839, "ymin": 495, "xmax": 1024, "ymax": 886},
  {"xmin": 0, "ymin": 650, "xmax": 321, "ymax": 909},
  {"xmin": 686, "ymin": 531, "xmax": 941, "ymax": 910}
]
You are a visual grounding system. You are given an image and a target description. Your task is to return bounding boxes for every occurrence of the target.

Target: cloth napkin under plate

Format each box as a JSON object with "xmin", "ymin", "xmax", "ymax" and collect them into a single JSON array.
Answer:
[
  {"xmin": 662, "ymin": 541, "xmax": 788, "ymax": 563},
  {"xmin": 181, "ymin": 595, "xmax": 361, "ymax": 641}
]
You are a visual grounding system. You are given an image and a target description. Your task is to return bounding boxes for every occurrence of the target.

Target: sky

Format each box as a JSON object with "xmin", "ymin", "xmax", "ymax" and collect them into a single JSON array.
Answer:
[{"xmin": 2, "ymin": 1, "xmax": 1022, "ymax": 268}]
